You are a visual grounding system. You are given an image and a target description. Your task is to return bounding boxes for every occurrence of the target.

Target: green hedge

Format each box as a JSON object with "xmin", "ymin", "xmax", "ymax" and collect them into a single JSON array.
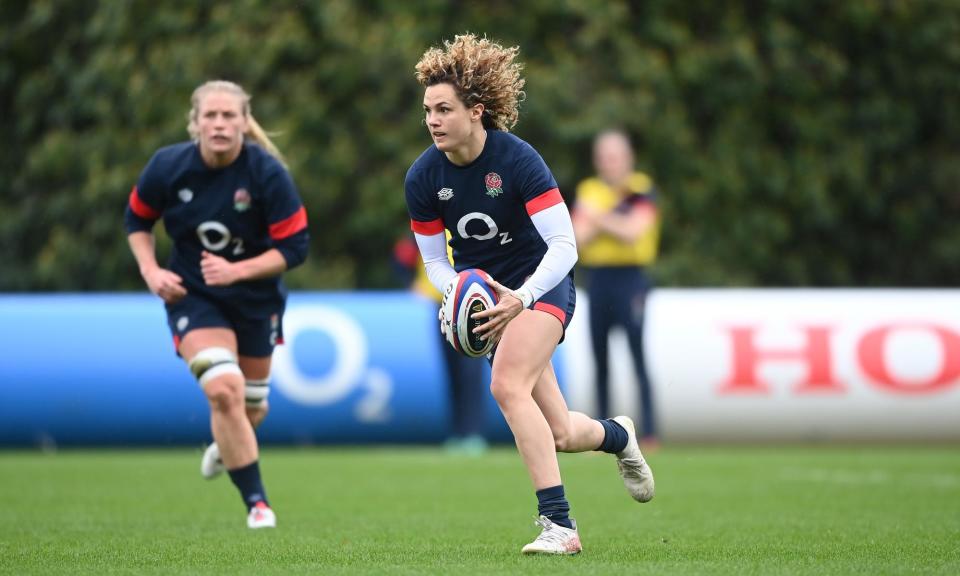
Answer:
[{"xmin": 3, "ymin": 0, "xmax": 959, "ymax": 290}]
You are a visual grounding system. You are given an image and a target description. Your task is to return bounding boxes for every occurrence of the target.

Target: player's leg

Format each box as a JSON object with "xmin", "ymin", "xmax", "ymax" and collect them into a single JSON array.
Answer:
[
  {"xmin": 491, "ymin": 310, "xmax": 564, "ymax": 490},
  {"xmin": 239, "ymin": 355, "xmax": 271, "ymax": 425},
  {"xmin": 532, "ymin": 362, "xmax": 604, "ymax": 453},
  {"xmin": 235, "ymin": 309, "xmax": 282, "ymax": 428},
  {"xmin": 534, "ymin": 361, "xmax": 654, "ymax": 503},
  {"xmin": 179, "ymin": 328, "xmax": 256, "ymax": 467},
  {"xmin": 200, "ymin": 354, "xmax": 271, "ymax": 480},
  {"xmin": 490, "ymin": 310, "xmax": 581, "ymax": 555},
  {"xmin": 524, "ymin": 276, "xmax": 605, "ymax": 454},
  {"xmin": 232, "ymin": 354, "xmax": 275, "ymax": 528},
  {"xmin": 180, "ymin": 328, "xmax": 273, "ymax": 528},
  {"xmin": 200, "ymin": 307, "xmax": 278, "ymax": 479},
  {"xmin": 533, "ymin": 275, "xmax": 655, "ymax": 504},
  {"xmin": 229, "ymin": 312, "xmax": 283, "ymax": 528}
]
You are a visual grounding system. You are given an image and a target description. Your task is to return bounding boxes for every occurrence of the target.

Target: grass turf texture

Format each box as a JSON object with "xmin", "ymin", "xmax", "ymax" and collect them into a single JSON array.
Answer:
[{"xmin": 1, "ymin": 446, "xmax": 957, "ymax": 575}]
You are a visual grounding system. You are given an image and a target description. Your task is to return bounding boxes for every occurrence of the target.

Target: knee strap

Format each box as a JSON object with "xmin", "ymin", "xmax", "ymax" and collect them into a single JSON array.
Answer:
[
  {"xmin": 188, "ymin": 347, "xmax": 243, "ymax": 388},
  {"xmin": 245, "ymin": 378, "xmax": 270, "ymax": 408}
]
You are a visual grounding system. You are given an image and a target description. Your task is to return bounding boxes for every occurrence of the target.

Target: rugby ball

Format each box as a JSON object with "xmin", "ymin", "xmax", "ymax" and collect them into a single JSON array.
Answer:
[{"xmin": 440, "ymin": 268, "xmax": 499, "ymax": 357}]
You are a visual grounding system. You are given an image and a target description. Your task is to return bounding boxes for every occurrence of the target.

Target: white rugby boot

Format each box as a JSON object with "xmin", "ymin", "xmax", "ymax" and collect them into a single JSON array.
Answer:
[
  {"xmin": 247, "ymin": 501, "xmax": 276, "ymax": 529},
  {"xmin": 200, "ymin": 442, "xmax": 225, "ymax": 480},
  {"xmin": 520, "ymin": 516, "xmax": 582, "ymax": 555},
  {"xmin": 612, "ymin": 415, "xmax": 655, "ymax": 502}
]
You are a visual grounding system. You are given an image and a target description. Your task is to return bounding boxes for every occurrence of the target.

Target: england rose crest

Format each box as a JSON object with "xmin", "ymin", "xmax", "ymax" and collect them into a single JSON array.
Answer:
[
  {"xmin": 484, "ymin": 172, "xmax": 503, "ymax": 198},
  {"xmin": 234, "ymin": 188, "xmax": 251, "ymax": 212}
]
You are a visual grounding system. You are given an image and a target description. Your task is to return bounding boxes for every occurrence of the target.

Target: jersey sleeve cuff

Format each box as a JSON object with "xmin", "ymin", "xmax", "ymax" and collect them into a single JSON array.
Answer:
[{"xmin": 515, "ymin": 286, "xmax": 535, "ymax": 309}]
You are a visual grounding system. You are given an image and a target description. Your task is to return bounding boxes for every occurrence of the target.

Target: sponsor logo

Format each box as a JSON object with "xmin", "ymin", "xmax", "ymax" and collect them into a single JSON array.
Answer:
[
  {"xmin": 234, "ymin": 188, "xmax": 251, "ymax": 212},
  {"xmin": 484, "ymin": 172, "xmax": 503, "ymax": 198},
  {"xmin": 272, "ymin": 304, "xmax": 393, "ymax": 422},
  {"xmin": 176, "ymin": 316, "xmax": 189, "ymax": 332},
  {"xmin": 456, "ymin": 211, "xmax": 513, "ymax": 245},
  {"xmin": 438, "ymin": 187, "xmax": 454, "ymax": 201},
  {"xmin": 178, "ymin": 188, "xmax": 193, "ymax": 203},
  {"xmin": 719, "ymin": 323, "xmax": 960, "ymax": 395}
]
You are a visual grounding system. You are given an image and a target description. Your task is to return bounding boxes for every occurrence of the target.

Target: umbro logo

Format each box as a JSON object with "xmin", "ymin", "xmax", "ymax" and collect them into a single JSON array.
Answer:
[{"xmin": 438, "ymin": 187, "xmax": 454, "ymax": 200}]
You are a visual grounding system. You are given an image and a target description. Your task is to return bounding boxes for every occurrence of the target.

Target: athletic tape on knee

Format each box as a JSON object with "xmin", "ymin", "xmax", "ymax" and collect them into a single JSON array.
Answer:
[
  {"xmin": 188, "ymin": 347, "xmax": 243, "ymax": 388},
  {"xmin": 245, "ymin": 378, "xmax": 270, "ymax": 407}
]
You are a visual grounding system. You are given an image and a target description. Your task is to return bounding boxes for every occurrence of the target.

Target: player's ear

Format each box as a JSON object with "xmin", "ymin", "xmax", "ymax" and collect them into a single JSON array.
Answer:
[{"xmin": 471, "ymin": 103, "xmax": 485, "ymax": 123}]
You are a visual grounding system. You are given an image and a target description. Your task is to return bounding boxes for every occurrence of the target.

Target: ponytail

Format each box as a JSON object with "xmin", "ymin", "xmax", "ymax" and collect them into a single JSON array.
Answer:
[{"xmin": 246, "ymin": 114, "xmax": 288, "ymax": 168}]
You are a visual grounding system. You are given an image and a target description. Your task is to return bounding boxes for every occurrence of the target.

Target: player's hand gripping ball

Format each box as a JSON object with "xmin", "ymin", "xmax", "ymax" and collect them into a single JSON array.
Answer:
[{"xmin": 439, "ymin": 269, "xmax": 499, "ymax": 357}]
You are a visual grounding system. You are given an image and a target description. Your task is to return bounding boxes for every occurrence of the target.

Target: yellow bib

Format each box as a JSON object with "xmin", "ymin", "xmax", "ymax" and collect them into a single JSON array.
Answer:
[{"xmin": 575, "ymin": 172, "xmax": 660, "ymax": 267}]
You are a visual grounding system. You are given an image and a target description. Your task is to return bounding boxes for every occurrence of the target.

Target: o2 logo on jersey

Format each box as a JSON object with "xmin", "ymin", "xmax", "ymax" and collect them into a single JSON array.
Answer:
[
  {"xmin": 196, "ymin": 220, "xmax": 245, "ymax": 255},
  {"xmin": 457, "ymin": 212, "xmax": 512, "ymax": 245}
]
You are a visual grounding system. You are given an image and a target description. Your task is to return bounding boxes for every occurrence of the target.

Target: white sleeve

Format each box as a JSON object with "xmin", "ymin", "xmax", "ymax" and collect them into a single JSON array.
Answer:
[
  {"xmin": 515, "ymin": 202, "xmax": 578, "ymax": 307},
  {"xmin": 414, "ymin": 232, "xmax": 458, "ymax": 293}
]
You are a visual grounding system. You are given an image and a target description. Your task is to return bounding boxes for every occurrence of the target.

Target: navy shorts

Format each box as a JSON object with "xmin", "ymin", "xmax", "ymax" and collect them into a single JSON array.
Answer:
[
  {"xmin": 532, "ymin": 274, "xmax": 577, "ymax": 337},
  {"xmin": 165, "ymin": 292, "xmax": 284, "ymax": 357},
  {"xmin": 489, "ymin": 274, "xmax": 577, "ymax": 362}
]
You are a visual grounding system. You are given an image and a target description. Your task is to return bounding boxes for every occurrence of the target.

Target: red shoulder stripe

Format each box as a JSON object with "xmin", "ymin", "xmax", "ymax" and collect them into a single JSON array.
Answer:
[
  {"xmin": 525, "ymin": 187, "xmax": 563, "ymax": 216},
  {"xmin": 269, "ymin": 206, "xmax": 308, "ymax": 240},
  {"xmin": 410, "ymin": 218, "xmax": 444, "ymax": 235},
  {"xmin": 128, "ymin": 186, "xmax": 161, "ymax": 220}
]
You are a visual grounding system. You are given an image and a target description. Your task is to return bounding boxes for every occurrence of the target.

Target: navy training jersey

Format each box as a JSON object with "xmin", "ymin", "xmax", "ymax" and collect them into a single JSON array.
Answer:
[
  {"xmin": 405, "ymin": 130, "xmax": 565, "ymax": 289},
  {"xmin": 124, "ymin": 142, "xmax": 309, "ymax": 316}
]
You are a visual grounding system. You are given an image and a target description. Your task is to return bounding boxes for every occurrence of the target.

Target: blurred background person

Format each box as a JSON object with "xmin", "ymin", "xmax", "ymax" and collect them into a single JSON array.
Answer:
[
  {"xmin": 124, "ymin": 80, "xmax": 309, "ymax": 528},
  {"xmin": 572, "ymin": 129, "xmax": 660, "ymax": 448},
  {"xmin": 393, "ymin": 233, "xmax": 489, "ymax": 455}
]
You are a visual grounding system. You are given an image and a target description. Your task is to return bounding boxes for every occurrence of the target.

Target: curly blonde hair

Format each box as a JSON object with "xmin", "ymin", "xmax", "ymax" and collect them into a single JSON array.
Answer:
[{"xmin": 415, "ymin": 33, "xmax": 526, "ymax": 132}]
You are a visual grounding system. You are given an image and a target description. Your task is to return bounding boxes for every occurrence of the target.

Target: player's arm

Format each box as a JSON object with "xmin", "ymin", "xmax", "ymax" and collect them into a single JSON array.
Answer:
[
  {"xmin": 127, "ymin": 231, "xmax": 187, "ymax": 303},
  {"xmin": 412, "ymin": 227, "xmax": 457, "ymax": 293},
  {"xmin": 411, "ymin": 228, "xmax": 457, "ymax": 338},
  {"xmin": 405, "ymin": 167, "xmax": 457, "ymax": 293},
  {"xmin": 515, "ymin": 189, "xmax": 578, "ymax": 308},
  {"xmin": 474, "ymin": 189, "xmax": 578, "ymax": 339},
  {"xmin": 266, "ymin": 166, "xmax": 310, "ymax": 267},
  {"xmin": 125, "ymin": 174, "xmax": 186, "ymax": 303},
  {"xmin": 200, "ymin": 248, "xmax": 289, "ymax": 286},
  {"xmin": 204, "ymin": 164, "xmax": 311, "ymax": 286}
]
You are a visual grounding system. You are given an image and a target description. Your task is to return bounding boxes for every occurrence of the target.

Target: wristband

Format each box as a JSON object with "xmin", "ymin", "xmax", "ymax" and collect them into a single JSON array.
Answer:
[{"xmin": 514, "ymin": 286, "xmax": 534, "ymax": 309}]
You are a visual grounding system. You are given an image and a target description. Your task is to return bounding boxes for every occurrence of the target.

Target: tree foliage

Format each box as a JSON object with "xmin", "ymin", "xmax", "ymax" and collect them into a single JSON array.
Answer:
[{"xmin": 2, "ymin": 0, "xmax": 959, "ymax": 290}]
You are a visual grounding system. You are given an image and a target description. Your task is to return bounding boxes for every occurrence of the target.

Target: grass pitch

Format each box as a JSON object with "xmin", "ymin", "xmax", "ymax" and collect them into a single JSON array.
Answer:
[{"xmin": 1, "ymin": 445, "xmax": 958, "ymax": 575}]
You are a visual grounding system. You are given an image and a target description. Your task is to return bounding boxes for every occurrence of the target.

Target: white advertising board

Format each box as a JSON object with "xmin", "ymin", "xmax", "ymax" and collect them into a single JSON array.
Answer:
[{"xmin": 564, "ymin": 289, "xmax": 960, "ymax": 441}]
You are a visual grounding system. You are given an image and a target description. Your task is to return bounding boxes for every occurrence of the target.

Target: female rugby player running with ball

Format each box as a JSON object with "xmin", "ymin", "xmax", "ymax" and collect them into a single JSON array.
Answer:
[{"xmin": 404, "ymin": 34, "xmax": 654, "ymax": 555}]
